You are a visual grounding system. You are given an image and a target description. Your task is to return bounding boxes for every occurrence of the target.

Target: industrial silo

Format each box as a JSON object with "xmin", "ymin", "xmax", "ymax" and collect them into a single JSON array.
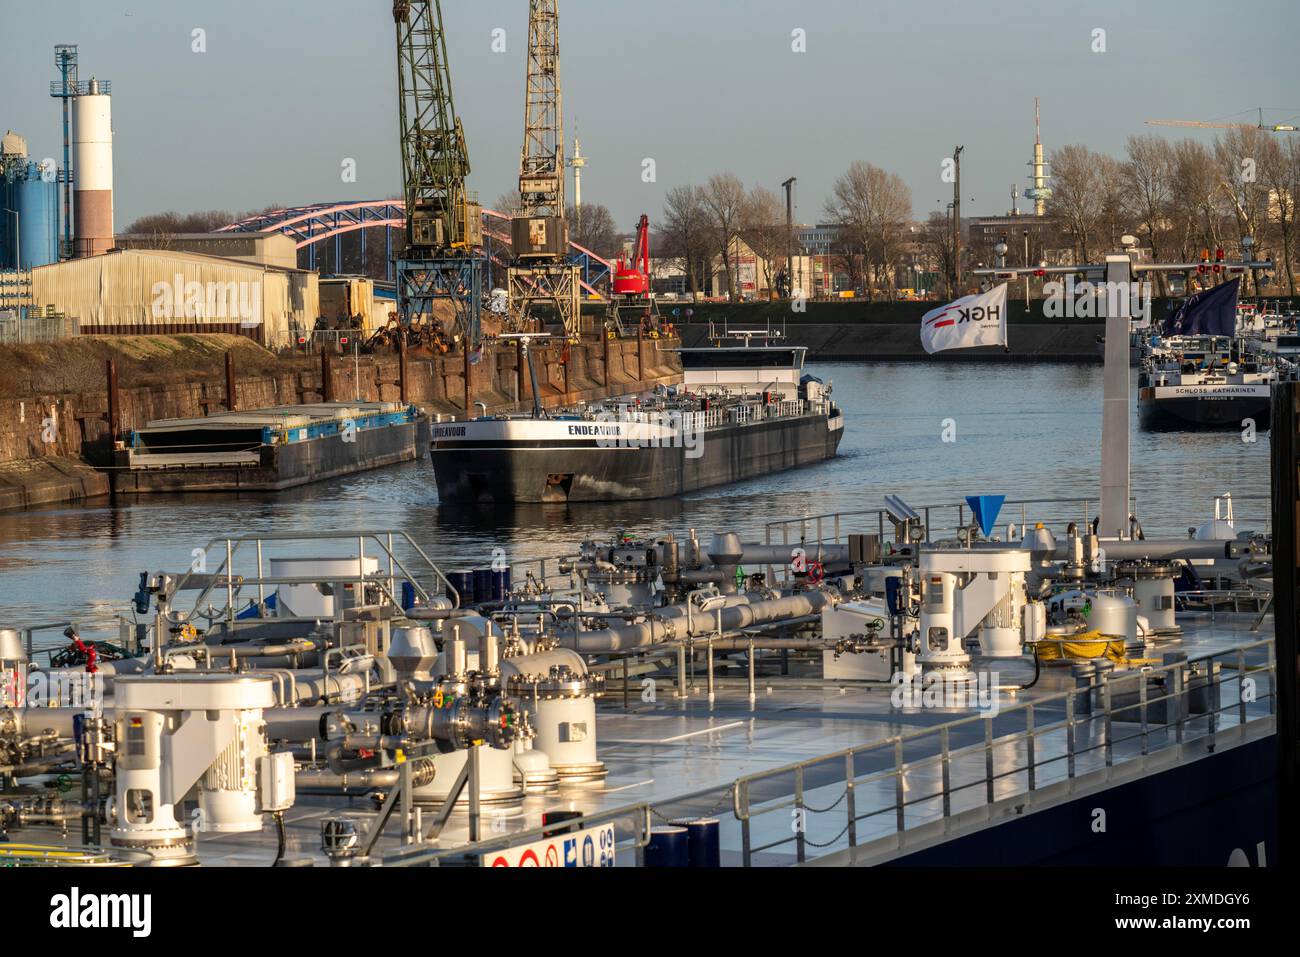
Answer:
[
  {"xmin": 0, "ymin": 175, "xmax": 10, "ymax": 270},
  {"xmin": 16, "ymin": 162, "xmax": 59, "ymax": 268},
  {"xmin": 71, "ymin": 77, "xmax": 113, "ymax": 257},
  {"xmin": 0, "ymin": 130, "xmax": 27, "ymax": 269}
]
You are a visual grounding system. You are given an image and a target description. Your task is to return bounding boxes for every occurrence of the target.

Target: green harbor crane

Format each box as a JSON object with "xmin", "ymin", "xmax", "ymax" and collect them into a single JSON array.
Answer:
[{"xmin": 392, "ymin": 0, "xmax": 485, "ymax": 343}]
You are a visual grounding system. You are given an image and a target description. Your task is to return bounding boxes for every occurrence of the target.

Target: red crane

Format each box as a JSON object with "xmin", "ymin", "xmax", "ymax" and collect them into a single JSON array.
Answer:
[{"xmin": 612, "ymin": 214, "xmax": 650, "ymax": 296}]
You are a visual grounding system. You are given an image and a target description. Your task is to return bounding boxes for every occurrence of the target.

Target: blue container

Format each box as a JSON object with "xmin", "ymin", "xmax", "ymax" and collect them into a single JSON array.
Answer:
[
  {"xmin": 446, "ymin": 570, "xmax": 474, "ymax": 605},
  {"xmin": 0, "ymin": 177, "xmax": 10, "ymax": 268},
  {"xmin": 645, "ymin": 826, "xmax": 690, "ymax": 867},
  {"xmin": 671, "ymin": 818, "xmax": 721, "ymax": 868},
  {"xmin": 472, "ymin": 568, "xmax": 495, "ymax": 605},
  {"xmin": 15, "ymin": 165, "xmax": 58, "ymax": 269},
  {"xmin": 492, "ymin": 567, "xmax": 511, "ymax": 601}
]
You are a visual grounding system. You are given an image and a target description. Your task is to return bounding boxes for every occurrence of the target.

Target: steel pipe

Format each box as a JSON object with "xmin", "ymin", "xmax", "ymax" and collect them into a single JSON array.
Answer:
[{"xmin": 568, "ymin": 589, "xmax": 841, "ymax": 653}]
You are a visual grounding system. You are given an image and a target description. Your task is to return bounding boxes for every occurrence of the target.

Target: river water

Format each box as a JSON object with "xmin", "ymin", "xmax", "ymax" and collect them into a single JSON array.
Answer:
[{"xmin": 0, "ymin": 361, "xmax": 1271, "ymax": 641}]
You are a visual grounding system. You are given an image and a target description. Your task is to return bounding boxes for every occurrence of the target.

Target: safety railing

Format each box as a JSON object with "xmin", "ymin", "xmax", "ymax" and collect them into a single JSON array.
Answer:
[
  {"xmin": 765, "ymin": 399, "xmax": 804, "ymax": 420},
  {"xmin": 760, "ymin": 496, "xmax": 1142, "ymax": 587},
  {"xmin": 764, "ymin": 496, "xmax": 1143, "ymax": 556},
  {"xmin": 162, "ymin": 530, "xmax": 459, "ymax": 628},
  {"xmin": 728, "ymin": 638, "xmax": 1275, "ymax": 866},
  {"xmin": 8, "ymin": 621, "xmax": 81, "ymax": 663},
  {"xmin": 679, "ymin": 408, "xmax": 725, "ymax": 433}
]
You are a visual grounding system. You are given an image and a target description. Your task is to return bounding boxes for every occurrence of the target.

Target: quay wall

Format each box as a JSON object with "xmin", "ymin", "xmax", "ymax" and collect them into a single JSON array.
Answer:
[{"xmin": 0, "ymin": 333, "xmax": 682, "ymax": 510}]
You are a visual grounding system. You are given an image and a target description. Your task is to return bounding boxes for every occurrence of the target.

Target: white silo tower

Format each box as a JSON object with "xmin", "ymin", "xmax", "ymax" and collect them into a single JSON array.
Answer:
[{"xmin": 72, "ymin": 77, "xmax": 114, "ymax": 257}]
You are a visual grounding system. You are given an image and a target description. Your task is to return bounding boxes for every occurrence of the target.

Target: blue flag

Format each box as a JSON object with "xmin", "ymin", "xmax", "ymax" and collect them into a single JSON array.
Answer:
[{"xmin": 1163, "ymin": 278, "xmax": 1240, "ymax": 337}]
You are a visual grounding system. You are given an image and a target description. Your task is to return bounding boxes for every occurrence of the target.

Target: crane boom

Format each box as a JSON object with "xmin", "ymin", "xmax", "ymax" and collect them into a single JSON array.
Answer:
[
  {"xmin": 505, "ymin": 0, "xmax": 581, "ymax": 339},
  {"xmin": 1147, "ymin": 118, "xmax": 1258, "ymax": 130},
  {"xmin": 394, "ymin": 0, "xmax": 481, "ymax": 253},
  {"xmin": 1145, "ymin": 108, "xmax": 1297, "ymax": 133},
  {"xmin": 518, "ymin": 0, "xmax": 564, "ymax": 219},
  {"xmin": 391, "ymin": 0, "xmax": 485, "ymax": 346}
]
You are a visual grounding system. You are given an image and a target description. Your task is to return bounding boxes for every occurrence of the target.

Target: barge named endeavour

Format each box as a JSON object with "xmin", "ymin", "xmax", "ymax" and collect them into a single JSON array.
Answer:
[{"xmin": 430, "ymin": 329, "xmax": 844, "ymax": 503}]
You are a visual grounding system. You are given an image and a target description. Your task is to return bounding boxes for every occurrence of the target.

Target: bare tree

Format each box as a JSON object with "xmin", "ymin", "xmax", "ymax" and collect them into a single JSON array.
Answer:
[
  {"xmin": 123, "ymin": 209, "xmax": 238, "ymax": 236},
  {"xmin": 920, "ymin": 211, "xmax": 956, "ymax": 299},
  {"xmin": 1215, "ymin": 127, "xmax": 1271, "ymax": 293},
  {"xmin": 1122, "ymin": 135, "xmax": 1174, "ymax": 292},
  {"xmin": 659, "ymin": 185, "xmax": 711, "ymax": 300},
  {"xmin": 740, "ymin": 186, "xmax": 789, "ymax": 295},
  {"xmin": 565, "ymin": 202, "xmax": 620, "ymax": 258},
  {"xmin": 1169, "ymin": 139, "xmax": 1226, "ymax": 266},
  {"xmin": 877, "ymin": 175, "xmax": 914, "ymax": 299},
  {"xmin": 1259, "ymin": 137, "xmax": 1300, "ymax": 294},
  {"xmin": 1096, "ymin": 154, "xmax": 1130, "ymax": 252},
  {"xmin": 492, "ymin": 192, "xmax": 524, "ymax": 218},
  {"xmin": 1047, "ymin": 144, "xmax": 1111, "ymax": 261},
  {"xmin": 823, "ymin": 161, "xmax": 912, "ymax": 301},
  {"xmin": 701, "ymin": 173, "xmax": 746, "ymax": 300}
]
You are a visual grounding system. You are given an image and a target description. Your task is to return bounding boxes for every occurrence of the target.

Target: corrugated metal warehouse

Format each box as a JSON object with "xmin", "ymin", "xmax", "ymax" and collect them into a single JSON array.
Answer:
[{"xmin": 30, "ymin": 248, "xmax": 318, "ymax": 348}]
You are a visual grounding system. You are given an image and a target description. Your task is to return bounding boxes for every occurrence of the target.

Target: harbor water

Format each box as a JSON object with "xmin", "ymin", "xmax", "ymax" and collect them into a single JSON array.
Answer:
[{"xmin": 0, "ymin": 361, "xmax": 1270, "ymax": 642}]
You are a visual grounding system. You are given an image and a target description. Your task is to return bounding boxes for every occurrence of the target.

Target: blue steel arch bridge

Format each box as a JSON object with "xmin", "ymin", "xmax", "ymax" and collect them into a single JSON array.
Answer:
[{"xmin": 217, "ymin": 201, "xmax": 612, "ymax": 300}]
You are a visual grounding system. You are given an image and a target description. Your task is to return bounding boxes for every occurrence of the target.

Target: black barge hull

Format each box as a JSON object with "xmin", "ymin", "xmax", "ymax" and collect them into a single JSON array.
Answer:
[
  {"xmin": 431, "ymin": 414, "xmax": 843, "ymax": 503},
  {"xmin": 1138, "ymin": 396, "xmax": 1272, "ymax": 432}
]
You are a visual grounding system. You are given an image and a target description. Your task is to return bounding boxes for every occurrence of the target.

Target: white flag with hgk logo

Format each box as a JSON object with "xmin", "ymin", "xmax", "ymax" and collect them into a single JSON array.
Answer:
[{"xmin": 920, "ymin": 284, "xmax": 1008, "ymax": 354}]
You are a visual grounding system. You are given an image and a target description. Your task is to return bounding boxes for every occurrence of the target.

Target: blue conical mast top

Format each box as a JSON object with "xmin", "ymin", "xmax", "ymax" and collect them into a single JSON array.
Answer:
[{"xmin": 965, "ymin": 495, "xmax": 1005, "ymax": 539}]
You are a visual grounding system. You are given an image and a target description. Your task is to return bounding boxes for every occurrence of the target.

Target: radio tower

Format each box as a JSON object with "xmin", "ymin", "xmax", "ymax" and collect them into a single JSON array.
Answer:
[
  {"xmin": 507, "ymin": 0, "xmax": 582, "ymax": 339},
  {"xmin": 568, "ymin": 123, "xmax": 586, "ymax": 232},
  {"xmin": 1024, "ymin": 97, "xmax": 1052, "ymax": 217}
]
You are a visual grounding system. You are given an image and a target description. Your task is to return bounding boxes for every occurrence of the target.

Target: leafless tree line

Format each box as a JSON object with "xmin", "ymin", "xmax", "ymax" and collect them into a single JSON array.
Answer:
[
  {"xmin": 657, "ymin": 164, "xmax": 916, "ymax": 302},
  {"xmin": 656, "ymin": 175, "xmax": 793, "ymax": 300},
  {"xmin": 1047, "ymin": 131, "xmax": 1300, "ymax": 295}
]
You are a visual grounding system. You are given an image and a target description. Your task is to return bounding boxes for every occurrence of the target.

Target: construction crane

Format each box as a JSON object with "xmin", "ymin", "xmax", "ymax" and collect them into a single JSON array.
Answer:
[
  {"xmin": 392, "ymin": 0, "xmax": 485, "ymax": 344},
  {"xmin": 507, "ymin": 0, "xmax": 582, "ymax": 339},
  {"xmin": 1145, "ymin": 108, "xmax": 1297, "ymax": 133},
  {"xmin": 612, "ymin": 215, "xmax": 650, "ymax": 297},
  {"xmin": 603, "ymin": 214, "xmax": 656, "ymax": 337}
]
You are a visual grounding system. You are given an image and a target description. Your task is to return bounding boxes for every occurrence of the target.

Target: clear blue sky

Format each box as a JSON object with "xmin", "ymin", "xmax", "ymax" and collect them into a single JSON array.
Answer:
[{"xmin": 3, "ymin": 0, "xmax": 1298, "ymax": 232}]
